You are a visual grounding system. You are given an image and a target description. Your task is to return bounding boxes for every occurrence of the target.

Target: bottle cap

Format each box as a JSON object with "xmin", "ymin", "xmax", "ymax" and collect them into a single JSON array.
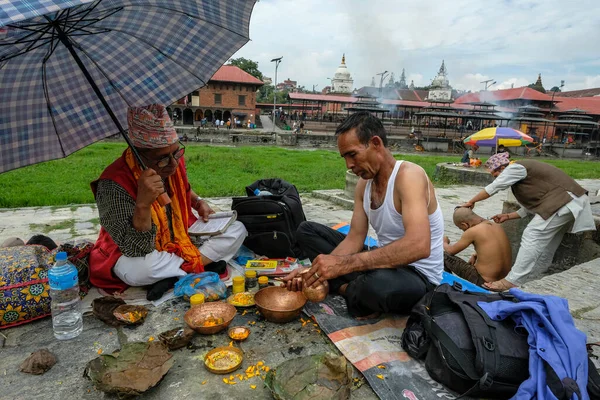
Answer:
[
  {"xmin": 233, "ymin": 276, "xmax": 245, "ymax": 284},
  {"xmin": 258, "ymin": 276, "xmax": 268, "ymax": 284},
  {"xmin": 245, "ymin": 270, "xmax": 257, "ymax": 278},
  {"xmin": 190, "ymin": 293, "xmax": 205, "ymax": 306},
  {"xmin": 55, "ymin": 252, "xmax": 67, "ymax": 261}
]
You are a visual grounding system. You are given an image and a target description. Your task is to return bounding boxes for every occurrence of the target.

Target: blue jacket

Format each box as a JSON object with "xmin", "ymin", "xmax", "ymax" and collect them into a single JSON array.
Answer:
[{"xmin": 478, "ymin": 289, "xmax": 589, "ymax": 400}]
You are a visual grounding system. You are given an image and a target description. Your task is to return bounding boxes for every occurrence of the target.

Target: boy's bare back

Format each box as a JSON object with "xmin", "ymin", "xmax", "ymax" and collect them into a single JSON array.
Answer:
[{"xmin": 470, "ymin": 221, "xmax": 512, "ymax": 282}]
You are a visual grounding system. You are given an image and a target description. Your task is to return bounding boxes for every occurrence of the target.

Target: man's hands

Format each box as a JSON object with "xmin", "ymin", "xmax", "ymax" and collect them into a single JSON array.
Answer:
[
  {"xmin": 281, "ymin": 254, "xmax": 351, "ymax": 291},
  {"xmin": 136, "ymin": 169, "xmax": 164, "ymax": 208},
  {"xmin": 280, "ymin": 268, "xmax": 304, "ymax": 292},
  {"xmin": 443, "ymin": 235, "xmax": 450, "ymax": 245},
  {"xmin": 491, "ymin": 213, "xmax": 510, "ymax": 223},
  {"xmin": 195, "ymin": 199, "xmax": 214, "ymax": 222}
]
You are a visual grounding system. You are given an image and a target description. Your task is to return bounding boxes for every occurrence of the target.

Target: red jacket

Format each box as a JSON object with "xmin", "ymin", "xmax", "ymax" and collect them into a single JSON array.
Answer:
[{"xmin": 89, "ymin": 152, "xmax": 196, "ymax": 292}]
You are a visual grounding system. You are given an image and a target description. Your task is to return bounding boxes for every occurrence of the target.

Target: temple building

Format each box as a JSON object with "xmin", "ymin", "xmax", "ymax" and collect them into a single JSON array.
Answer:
[
  {"xmin": 331, "ymin": 54, "xmax": 354, "ymax": 94},
  {"xmin": 398, "ymin": 68, "xmax": 408, "ymax": 89},
  {"xmin": 427, "ymin": 60, "xmax": 452, "ymax": 101}
]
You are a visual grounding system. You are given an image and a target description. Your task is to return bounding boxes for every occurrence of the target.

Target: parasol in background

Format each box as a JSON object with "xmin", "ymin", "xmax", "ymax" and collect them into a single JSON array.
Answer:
[
  {"xmin": 0, "ymin": 0, "xmax": 256, "ymax": 174},
  {"xmin": 463, "ymin": 127, "xmax": 534, "ymax": 149}
]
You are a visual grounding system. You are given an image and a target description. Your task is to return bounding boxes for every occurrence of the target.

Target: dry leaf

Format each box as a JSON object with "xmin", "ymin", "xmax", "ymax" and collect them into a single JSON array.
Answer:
[
  {"xmin": 92, "ymin": 296, "xmax": 126, "ymax": 327},
  {"xmin": 84, "ymin": 342, "xmax": 173, "ymax": 397},
  {"xmin": 20, "ymin": 349, "xmax": 57, "ymax": 375}
]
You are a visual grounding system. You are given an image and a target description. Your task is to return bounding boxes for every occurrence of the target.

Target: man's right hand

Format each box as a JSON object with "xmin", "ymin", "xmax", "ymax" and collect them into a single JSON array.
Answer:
[{"xmin": 136, "ymin": 169, "xmax": 164, "ymax": 208}]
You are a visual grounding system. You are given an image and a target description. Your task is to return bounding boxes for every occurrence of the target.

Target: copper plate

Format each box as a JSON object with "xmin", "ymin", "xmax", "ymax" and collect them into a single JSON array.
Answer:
[
  {"xmin": 184, "ymin": 301, "xmax": 237, "ymax": 335},
  {"xmin": 204, "ymin": 346, "xmax": 244, "ymax": 374},
  {"xmin": 253, "ymin": 286, "xmax": 307, "ymax": 323}
]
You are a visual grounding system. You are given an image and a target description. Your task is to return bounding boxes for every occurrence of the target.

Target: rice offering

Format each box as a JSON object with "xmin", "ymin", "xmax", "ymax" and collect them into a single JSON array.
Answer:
[
  {"xmin": 205, "ymin": 348, "xmax": 243, "ymax": 372},
  {"xmin": 228, "ymin": 292, "xmax": 255, "ymax": 307}
]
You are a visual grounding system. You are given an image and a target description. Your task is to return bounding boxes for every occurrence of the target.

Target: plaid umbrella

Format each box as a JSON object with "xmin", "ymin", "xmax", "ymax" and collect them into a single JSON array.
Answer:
[{"xmin": 0, "ymin": 0, "xmax": 256, "ymax": 173}]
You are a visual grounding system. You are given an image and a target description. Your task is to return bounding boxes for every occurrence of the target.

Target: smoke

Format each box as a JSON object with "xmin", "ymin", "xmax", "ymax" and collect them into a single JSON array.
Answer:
[{"xmin": 477, "ymin": 90, "xmax": 514, "ymax": 120}]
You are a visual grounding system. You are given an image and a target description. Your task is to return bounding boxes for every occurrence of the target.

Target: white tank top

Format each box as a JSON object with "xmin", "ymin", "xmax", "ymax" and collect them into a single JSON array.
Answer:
[{"xmin": 362, "ymin": 160, "xmax": 444, "ymax": 285}]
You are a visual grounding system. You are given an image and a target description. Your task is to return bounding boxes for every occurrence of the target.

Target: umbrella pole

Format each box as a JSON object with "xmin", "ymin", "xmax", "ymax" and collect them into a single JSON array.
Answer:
[{"xmin": 54, "ymin": 25, "xmax": 170, "ymax": 205}]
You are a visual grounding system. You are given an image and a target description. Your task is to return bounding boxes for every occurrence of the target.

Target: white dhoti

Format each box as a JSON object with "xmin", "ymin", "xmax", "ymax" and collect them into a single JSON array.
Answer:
[
  {"xmin": 114, "ymin": 221, "xmax": 247, "ymax": 286},
  {"xmin": 505, "ymin": 194, "xmax": 595, "ymax": 285}
]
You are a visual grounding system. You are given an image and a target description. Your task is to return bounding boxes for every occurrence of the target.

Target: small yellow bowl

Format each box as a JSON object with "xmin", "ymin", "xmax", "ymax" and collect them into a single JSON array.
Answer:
[
  {"xmin": 204, "ymin": 346, "xmax": 244, "ymax": 374},
  {"xmin": 228, "ymin": 326, "xmax": 250, "ymax": 341}
]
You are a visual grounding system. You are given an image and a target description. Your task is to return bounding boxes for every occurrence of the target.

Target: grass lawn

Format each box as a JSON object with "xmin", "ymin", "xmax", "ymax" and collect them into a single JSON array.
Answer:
[{"xmin": 0, "ymin": 142, "xmax": 598, "ymax": 208}]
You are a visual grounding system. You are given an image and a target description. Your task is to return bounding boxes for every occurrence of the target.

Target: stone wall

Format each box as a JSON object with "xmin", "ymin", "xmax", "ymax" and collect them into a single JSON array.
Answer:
[
  {"xmin": 433, "ymin": 163, "xmax": 494, "ymax": 186},
  {"xmin": 172, "ymin": 128, "xmax": 591, "ymax": 160}
]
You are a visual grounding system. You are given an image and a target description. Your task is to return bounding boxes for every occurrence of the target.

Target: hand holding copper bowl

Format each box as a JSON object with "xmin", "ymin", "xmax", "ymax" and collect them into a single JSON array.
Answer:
[{"xmin": 299, "ymin": 268, "xmax": 329, "ymax": 303}]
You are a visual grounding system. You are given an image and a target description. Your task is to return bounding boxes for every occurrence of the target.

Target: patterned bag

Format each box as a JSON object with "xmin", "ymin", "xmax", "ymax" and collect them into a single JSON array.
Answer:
[{"xmin": 0, "ymin": 245, "xmax": 55, "ymax": 329}]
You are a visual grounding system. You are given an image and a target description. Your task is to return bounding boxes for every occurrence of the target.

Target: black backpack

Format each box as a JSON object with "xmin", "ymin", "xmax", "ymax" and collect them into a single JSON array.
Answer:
[
  {"xmin": 402, "ymin": 283, "xmax": 600, "ymax": 399},
  {"xmin": 231, "ymin": 178, "xmax": 306, "ymax": 258}
]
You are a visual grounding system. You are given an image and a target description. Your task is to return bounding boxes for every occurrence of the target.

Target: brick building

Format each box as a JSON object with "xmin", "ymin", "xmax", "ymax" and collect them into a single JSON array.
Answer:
[{"xmin": 169, "ymin": 65, "xmax": 263, "ymax": 126}]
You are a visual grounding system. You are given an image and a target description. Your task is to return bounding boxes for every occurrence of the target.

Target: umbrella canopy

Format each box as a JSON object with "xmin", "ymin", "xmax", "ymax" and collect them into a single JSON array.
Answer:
[
  {"xmin": 463, "ymin": 127, "xmax": 534, "ymax": 147},
  {"xmin": 0, "ymin": 0, "xmax": 256, "ymax": 173}
]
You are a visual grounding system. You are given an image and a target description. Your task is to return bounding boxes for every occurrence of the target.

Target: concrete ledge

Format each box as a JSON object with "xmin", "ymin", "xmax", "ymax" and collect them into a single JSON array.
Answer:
[
  {"xmin": 434, "ymin": 163, "xmax": 494, "ymax": 186},
  {"xmin": 311, "ymin": 189, "xmax": 354, "ymax": 210},
  {"xmin": 521, "ymin": 258, "xmax": 600, "ymax": 342}
]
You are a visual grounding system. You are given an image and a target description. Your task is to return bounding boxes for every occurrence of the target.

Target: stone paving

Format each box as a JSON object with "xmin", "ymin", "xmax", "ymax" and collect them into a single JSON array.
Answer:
[{"xmin": 1, "ymin": 182, "xmax": 600, "ymax": 399}]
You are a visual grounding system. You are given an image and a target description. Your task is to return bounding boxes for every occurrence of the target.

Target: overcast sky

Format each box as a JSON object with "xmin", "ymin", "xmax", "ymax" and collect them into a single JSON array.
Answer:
[{"xmin": 232, "ymin": 0, "xmax": 600, "ymax": 93}]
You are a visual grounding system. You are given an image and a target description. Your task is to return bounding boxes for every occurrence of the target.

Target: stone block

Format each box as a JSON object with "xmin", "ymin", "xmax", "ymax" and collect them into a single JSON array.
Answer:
[{"xmin": 434, "ymin": 163, "xmax": 494, "ymax": 186}]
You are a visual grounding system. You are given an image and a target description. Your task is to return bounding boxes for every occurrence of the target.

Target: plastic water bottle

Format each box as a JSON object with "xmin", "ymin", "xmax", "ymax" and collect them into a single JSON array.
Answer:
[
  {"xmin": 48, "ymin": 252, "xmax": 83, "ymax": 340},
  {"xmin": 254, "ymin": 188, "xmax": 272, "ymax": 196}
]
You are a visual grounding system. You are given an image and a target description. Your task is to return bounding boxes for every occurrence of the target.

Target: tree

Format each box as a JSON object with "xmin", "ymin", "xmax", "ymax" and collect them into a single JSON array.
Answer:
[
  {"xmin": 257, "ymin": 85, "xmax": 289, "ymax": 104},
  {"xmin": 550, "ymin": 86, "xmax": 562, "ymax": 93},
  {"xmin": 227, "ymin": 57, "xmax": 264, "ymax": 81}
]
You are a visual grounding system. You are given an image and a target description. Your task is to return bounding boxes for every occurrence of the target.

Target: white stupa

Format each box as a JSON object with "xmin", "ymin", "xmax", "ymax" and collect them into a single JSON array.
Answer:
[
  {"xmin": 331, "ymin": 54, "xmax": 353, "ymax": 94},
  {"xmin": 427, "ymin": 60, "xmax": 452, "ymax": 101}
]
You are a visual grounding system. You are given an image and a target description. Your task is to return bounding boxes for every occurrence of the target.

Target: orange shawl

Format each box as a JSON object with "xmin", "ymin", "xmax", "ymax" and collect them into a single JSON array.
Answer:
[{"xmin": 124, "ymin": 149, "xmax": 204, "ymax": 273}]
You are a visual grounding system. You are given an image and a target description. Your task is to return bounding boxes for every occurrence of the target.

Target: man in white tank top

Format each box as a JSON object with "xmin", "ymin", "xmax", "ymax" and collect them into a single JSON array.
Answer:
[{"xmin": 283, "ymin": 112, "xmax": 444, "ymax": 317}]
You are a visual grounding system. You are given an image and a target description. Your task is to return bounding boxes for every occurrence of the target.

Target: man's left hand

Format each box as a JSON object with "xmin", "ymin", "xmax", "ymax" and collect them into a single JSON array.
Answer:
[
  {"xmin": 460, "ymin": 201, "xmax": 475, "ymax": 209},
  {"xmin": 195, "ymin": 199, "xmax": 214, "ymax": 222},
  {"xmin": 303, "ymin": 254, "xmax": 350, "ymax": 288}
]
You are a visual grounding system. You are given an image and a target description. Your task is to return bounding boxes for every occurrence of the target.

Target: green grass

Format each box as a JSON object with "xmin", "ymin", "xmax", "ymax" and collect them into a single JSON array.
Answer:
[
  {"xmin": 0, "ymin": 142, "xmax": 598, "ymax": 208},
  {"xmin": 29, "ymin": 219, "xmax": 76, "ymax": 234}
]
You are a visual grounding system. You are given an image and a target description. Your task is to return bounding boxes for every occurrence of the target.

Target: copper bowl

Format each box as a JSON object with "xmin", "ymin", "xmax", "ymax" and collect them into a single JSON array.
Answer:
[
  {"xmin": 254, "ymin": 286, "xmax": 307, "ymax": 323},
  {"xmin": 300, "ymin": 270, "xmax": 329, "ymax": 303},
  {"xmin": 184, "ymin": 302, "xmax": 237, "ymax": 335}
]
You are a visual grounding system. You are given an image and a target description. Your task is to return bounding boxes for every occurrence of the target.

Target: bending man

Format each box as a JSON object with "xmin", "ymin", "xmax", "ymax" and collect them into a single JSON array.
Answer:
[
  {"xmin": 444, "ymin": 207, "xmax": 512, "ymax": 286},
  {"xmin": 462, "ymin": 152, "xmax": 595, "ymax": 291},
  {"xmin": 89, "ymin": 104, "xmax": 247, "ymax": 295},
  {"xmin": 283, "ymin": 112, "xmax": 444, "ymax": 317}
]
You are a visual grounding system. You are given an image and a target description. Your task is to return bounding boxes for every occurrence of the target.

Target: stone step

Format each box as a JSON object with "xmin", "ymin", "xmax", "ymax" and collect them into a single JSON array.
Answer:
[{"xmin": 521, "ymin": 258, "xmax": 600, "ymax": 342}]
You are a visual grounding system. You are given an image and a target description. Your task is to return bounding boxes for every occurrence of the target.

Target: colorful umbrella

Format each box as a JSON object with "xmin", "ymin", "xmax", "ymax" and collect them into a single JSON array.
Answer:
[
  {"xmin": 463, "ymin": 127, "xmax": 534, "ymax": 148},
  {"xmin": 0, "ymin": 0, "xmax": 256, "ymax": 173}
]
